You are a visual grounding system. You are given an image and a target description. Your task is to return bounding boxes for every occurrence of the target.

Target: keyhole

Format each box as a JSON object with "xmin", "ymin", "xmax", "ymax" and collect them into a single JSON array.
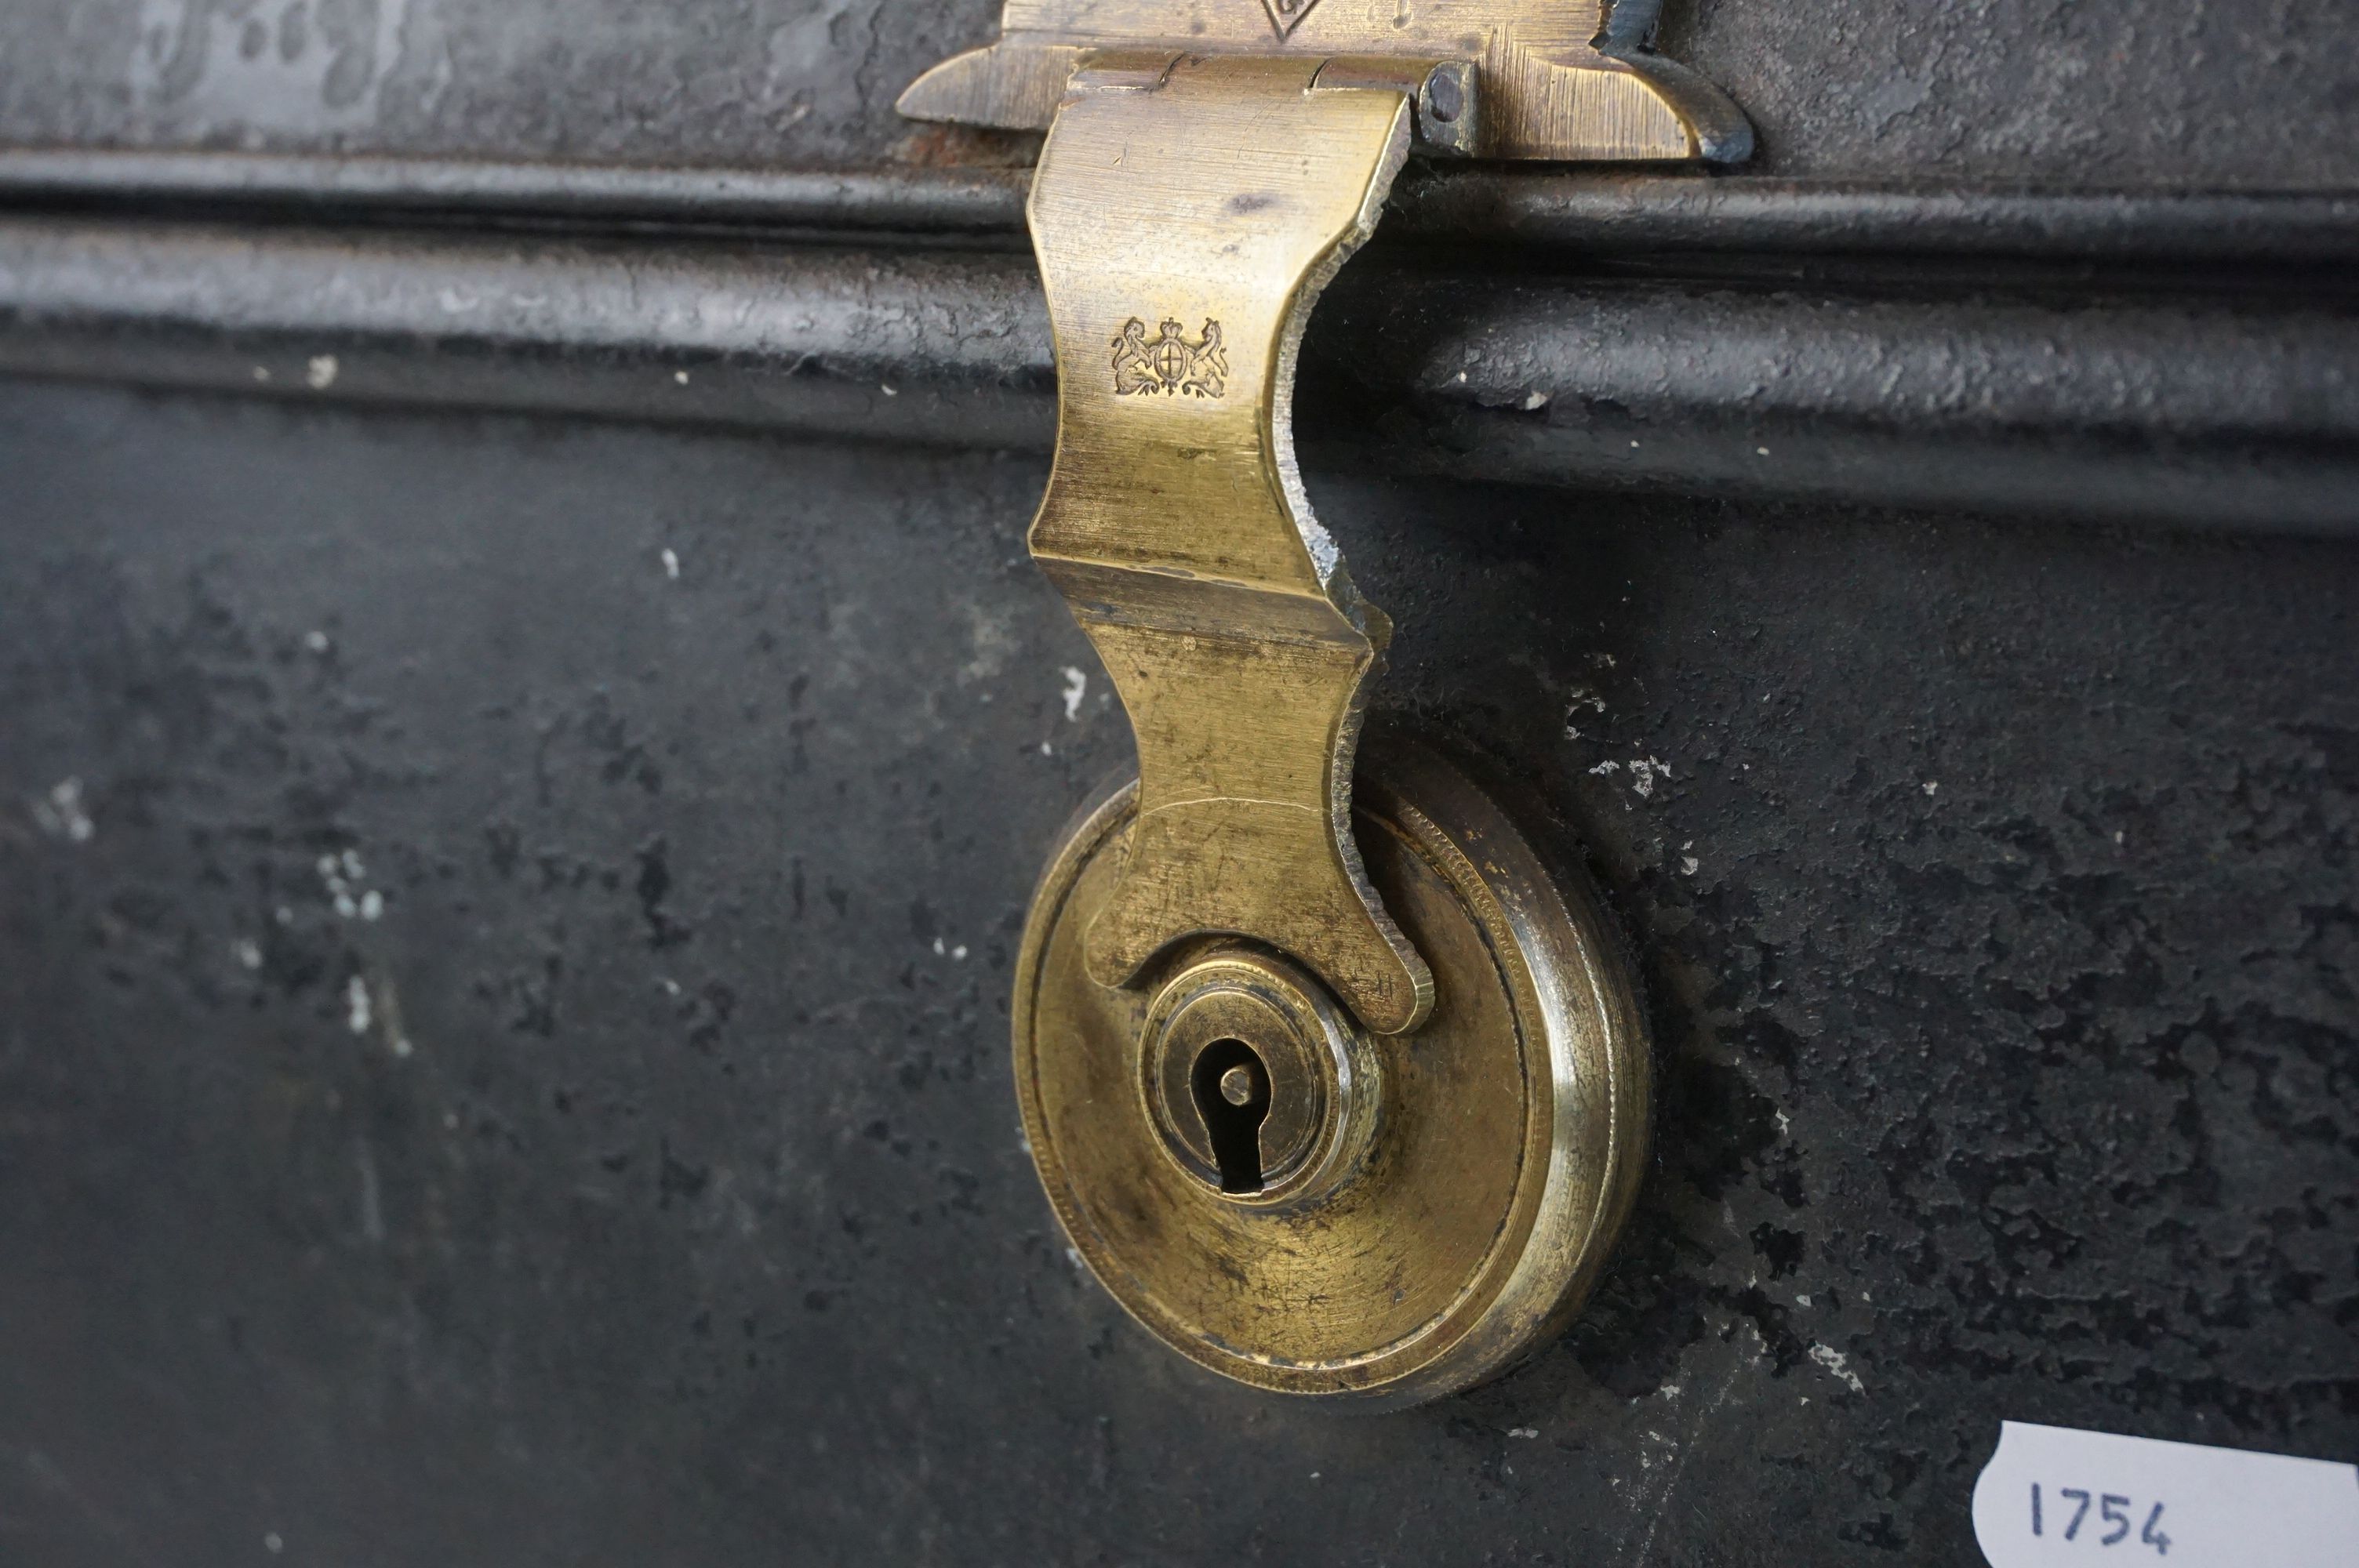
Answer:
[{"xmin": 1190, "ymin": 1037, "xmax": 1271, "ymax": 1194}]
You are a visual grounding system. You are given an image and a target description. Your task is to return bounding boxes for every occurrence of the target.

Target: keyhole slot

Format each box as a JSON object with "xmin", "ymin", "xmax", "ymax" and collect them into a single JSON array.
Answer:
[{"xmin": 1190, "ymin": 1037, "xmax": 1271, "ymax": 1194}]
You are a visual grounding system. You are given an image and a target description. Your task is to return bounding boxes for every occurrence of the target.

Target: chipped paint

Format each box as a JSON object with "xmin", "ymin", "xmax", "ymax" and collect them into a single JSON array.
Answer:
[
  {"xmin": 30, "ymin": 777, "xmax": 93, "ymax": 842},
  {"xmin": 1809, "ymin": 1343, "xmax": 1865, "ymax": 1395}
]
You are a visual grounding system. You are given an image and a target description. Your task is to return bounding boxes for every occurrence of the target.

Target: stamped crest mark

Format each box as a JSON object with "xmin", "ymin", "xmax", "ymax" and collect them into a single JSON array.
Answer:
[
  {"xmin": 1255, "ymin": 0, "xmax": 1325, "ymax": 38},
  {"xmin": 1111, "ymin": 318, "xmax": 1229, "ymax": 397}
]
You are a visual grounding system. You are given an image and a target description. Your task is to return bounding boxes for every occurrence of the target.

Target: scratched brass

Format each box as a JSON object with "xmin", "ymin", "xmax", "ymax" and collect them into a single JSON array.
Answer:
[
  {"xmin": 1025, "ymin": 52, "xmax": 1438, "ymax": 1035},
  {"xmin": 1014, "ymin": 737, "xmax": 1650, "ymax": 1404}
]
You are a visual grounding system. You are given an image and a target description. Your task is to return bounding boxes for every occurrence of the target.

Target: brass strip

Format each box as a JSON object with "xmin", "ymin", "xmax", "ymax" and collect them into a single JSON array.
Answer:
[{"xmin": 1025, "ymin": 53, "xmax": 1438, "ymax": 1034}]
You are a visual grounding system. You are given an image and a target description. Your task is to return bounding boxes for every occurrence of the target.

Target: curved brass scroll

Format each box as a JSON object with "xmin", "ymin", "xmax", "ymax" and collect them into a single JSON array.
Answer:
[{"xmin": 900, "ymin": 0, "xmax": 1750, "ymax": 163}]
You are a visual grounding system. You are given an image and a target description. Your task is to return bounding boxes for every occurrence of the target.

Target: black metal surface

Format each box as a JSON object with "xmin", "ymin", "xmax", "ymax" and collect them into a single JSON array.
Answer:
[
  {"xmin": 5, "ymin": 211, "xmax": 2357, "ymax": 532},
  {"xmin": 3, "ymin": 381, "xmax": 2354, "ymax": 1564},
  {"xmin": 3, "ymin": 0, "xmax": 2357, "ymax": 1559},
  {"xmin": 5, "ymin": 0, "xmax": 2359, "ymax": 188}
]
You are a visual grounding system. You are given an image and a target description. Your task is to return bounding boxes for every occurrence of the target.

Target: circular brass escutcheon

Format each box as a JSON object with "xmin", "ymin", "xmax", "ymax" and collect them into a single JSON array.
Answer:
[
  {"xmin": 1012, "ymin": 735, "xmax": 1650, "ymax": 1406},
  {"xmin": 1137, "ymin": 946, "xmax": 1381, "ymax": 1207}
]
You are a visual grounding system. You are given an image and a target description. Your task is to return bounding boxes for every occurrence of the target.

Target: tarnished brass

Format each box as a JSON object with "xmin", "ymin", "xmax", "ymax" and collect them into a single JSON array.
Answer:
[
  {"xmin": 1024, "ymin": 50, "xmax": 1440, "ymax": 1036},
  {"xmin": 900, "ymin": 0, "xmax": 1734, "ymax": 1403},
  {"xmin": 900, "ymin": 0, "xmax": 1749, "ymax": 162},
  {"xmin": 1014, "ymin": 736, "xmax": 1649, "ymax": 1404},
  {"xmin": 1138, "ymin": 944, "xmax": 1383, "ymax": 1204}
]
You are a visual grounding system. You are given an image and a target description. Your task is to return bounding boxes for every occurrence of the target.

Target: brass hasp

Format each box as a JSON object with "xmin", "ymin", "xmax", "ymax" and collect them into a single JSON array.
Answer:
[{"xmin": 904, "ymin": 5, "xmax": 1743, "ymax": 1403}]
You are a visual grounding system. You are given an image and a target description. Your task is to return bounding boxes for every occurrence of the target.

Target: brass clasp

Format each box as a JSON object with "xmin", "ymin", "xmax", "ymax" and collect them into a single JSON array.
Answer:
[
  {"xmin": 1026, "ymin": 51, "xmax": 1447, "ymax": 1034},
  {"xmin": 901, "ymin": 5, "xmax": 1742, "ymax": 1403},
  {"xmin": 909, "ymin": 5, "xmax": 1746, "ymax": 1036}
]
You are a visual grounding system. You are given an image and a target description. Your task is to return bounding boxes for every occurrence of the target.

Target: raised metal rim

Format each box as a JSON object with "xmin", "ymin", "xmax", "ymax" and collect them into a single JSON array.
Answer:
[{"xmin": 1010, "ymin": 736, "xmax": 1651, "ymax": 1406}]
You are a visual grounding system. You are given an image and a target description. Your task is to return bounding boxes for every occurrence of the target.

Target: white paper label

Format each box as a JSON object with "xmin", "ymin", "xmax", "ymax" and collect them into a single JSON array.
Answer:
[{"xmin": 1972, "ymin": 1420, "xmax": 2359, "ymax": 1566}]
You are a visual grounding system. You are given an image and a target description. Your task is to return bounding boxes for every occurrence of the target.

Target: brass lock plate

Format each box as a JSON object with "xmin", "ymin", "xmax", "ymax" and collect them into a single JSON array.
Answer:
[
  {"xmin": 903, "ymin": 0, "xmax": 1739, "ymax": 1406},
  {"xmin": 1015, "ymin": 735, "xmax": 1648, "ymax": 1405}
]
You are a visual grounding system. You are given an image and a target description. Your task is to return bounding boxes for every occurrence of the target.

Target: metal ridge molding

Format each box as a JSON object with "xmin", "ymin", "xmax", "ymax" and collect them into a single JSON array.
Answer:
[
  {"xmin": 1, "ymin": 214, "xmax": 2354, "ymax": 532},
  {"xmin": 4, "ymin": 149, "xmax": 2358, "ymax": 263}
]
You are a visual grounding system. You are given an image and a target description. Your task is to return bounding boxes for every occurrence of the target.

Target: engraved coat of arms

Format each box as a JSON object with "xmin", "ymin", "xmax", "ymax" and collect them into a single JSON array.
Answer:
[{"xmin": 1110, "ymin": 317, "xmax": 1228, "ymax": 398}]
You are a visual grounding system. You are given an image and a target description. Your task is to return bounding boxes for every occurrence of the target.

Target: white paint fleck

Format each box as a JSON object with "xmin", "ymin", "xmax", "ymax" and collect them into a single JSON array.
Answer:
[
  {"xmin": 1064, "ymin": 1246, "xmax": 1085, "ymax": 1271},
  {"xmin": 1681, "ymin": 857, "xmax": 1699, "ymax": 877},
  {"xmin": 1809, "ymin": 1342, "xmax": 1865, "ymax": 1394},
  {"xmin": 1629, "ymin": 439, "xmax": 1641, "ymax": 448},
  {"xmin": 1922, "ymin": 780, "xmax": 1939, "ymax": 796},
  {"xmin": 881, "ymin": 383, "xmax": 898, "ymax": 397},
  {"xmin": 1755, "ymin": 445, "xmax": 1770, "ymax": 456},
  {"xmin": 264, "ymin": 1533, "xmax": 284, "ymax": 1555},
  {"xmin": 661, "ymin": 547, "xmax": 681, "ymax": 580},
  {"xmin": 1796, "ymin": 1293, "xmax": 1813, "ymax": 1308},
  {"xmin": 674, "ymin": 370, "xmax": 691, "ymax": 386},
  {"xmin": 2114, "ymin": 829, "xmax": 2125, "ymax": 845},
  {"xmin": 306, "ymin": 354, "xmax": 339, "ymax": 390},
  {"xmin": 345, "ymin": 975, "xmax": 373, "ymax": 1033},
  {"xmin": 1518, "ymin": 390, "xmax": 1549, "ymax": 412},
  {"xmin": 952, "ymin": 945, "xmax": 969, "ymax": 961},
  {"xmin": 31, "ymin": 777, "xmax": 94, "ymax": 842},
  {"xmin": 1060, "ymin": 666, "xmax": 1089, "ymax": 722},
  {"xmin": 342, "ymin": 849, "xmax": 363, "ymax": 880},
  {"xmin": 1589, "ymin": 760, "xmax": 1620, "ymax": 776},
  {"xmin": 1627, "ymin": 757, "xmax": 1672, "ymax": 797},
  {"xmin": 1039, "ymin": 740, "xmax": 1053, "ymax": 756},
  {"xmin": 1776, "ymin": 1108, "xmax": 1791, "ymax": 1135},
  {"xmin": 1507, "ymin": 1427, "xmax": 1539, "ymax": 1439},
  {"xmin": 233, "ymin": 938, "xmax": 263, "ymax": 970},
  {"xmin": 359, "ymin": 890, "xmax": 383, "ymax": 921},
  {"xmin": 1453, "ymin": 370, "xmax": 1467, "ymax": 383},
  {"xmin": 1561, "ymin": 689, "xmax": 1606, "ymax": 739},
  {"xmin": 932, "ymin": 937, "xmax": 946, "ymax": 955},
  {"xmin": 304, "ymin": 629, "xmax": 331, "ymax": 653},
  {"xmin": 334, "ymin": 893, "xmax": 358, "ymax": 918}
]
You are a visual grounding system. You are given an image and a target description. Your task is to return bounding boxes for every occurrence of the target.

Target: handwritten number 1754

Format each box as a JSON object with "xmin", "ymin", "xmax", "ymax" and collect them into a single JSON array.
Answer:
[{"xmin": 2031, "ymin": 1483, "xmax": 2172, "ymax": 1554}]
